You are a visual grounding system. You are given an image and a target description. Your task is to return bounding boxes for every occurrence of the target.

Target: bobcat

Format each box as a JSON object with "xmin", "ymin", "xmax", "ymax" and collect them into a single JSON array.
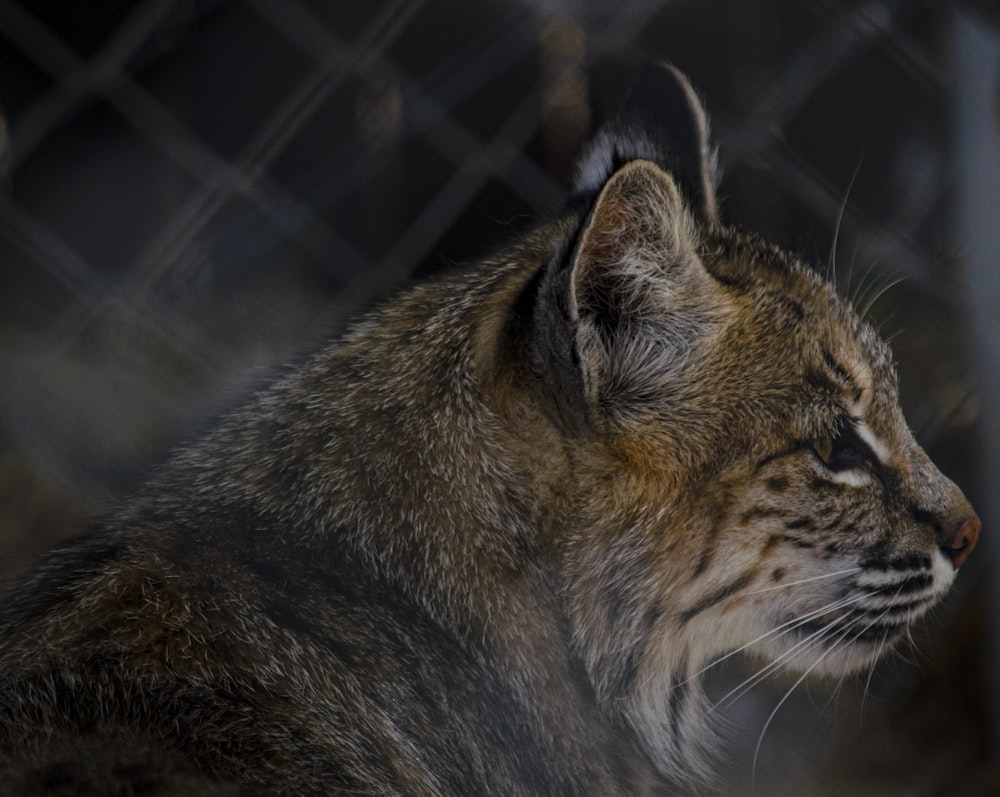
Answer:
[{"xmin": 0, "ymin": 63, "xmax": 980, "ymax": 796}]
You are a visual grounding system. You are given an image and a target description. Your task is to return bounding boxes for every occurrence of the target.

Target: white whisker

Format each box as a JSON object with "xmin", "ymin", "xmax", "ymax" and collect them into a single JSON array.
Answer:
[
  {"xmin": 848, "ymin": 256, "xmax": 882, "ymax": 308},
  {"xmin": 851, "ymin": 590, "xmax": 900, "ymax": 719},
  {"xmin": 751, "ymin": 620, "xmax": 857, "ymax": 788},
  {"xmin": 859, "ymin": 629, "xmax": 890, "ymax": 721},
  {"xmin": 711, "ymin": 602, "xmax": 862, "ymax": 711},
  {"xmin": 741, "ymin": 567, "xmax": 861, "ymax": 598},
  {"xmin": 859, "ymin": 275, "xmax": 906, "ymax": 320},
  {"xmin": 690, "ymin": 589, "xmax": 872, "ymax": 687},
  {"xmin": 823, "ymin": 670, "xmax": 850, "ymax": 716},
  {"xmin": 829, "ymin": 161, "xmax": 862, "ymax": 287}
]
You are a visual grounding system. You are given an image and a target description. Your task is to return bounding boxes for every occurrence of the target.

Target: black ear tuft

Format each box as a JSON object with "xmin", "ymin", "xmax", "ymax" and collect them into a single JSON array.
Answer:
[{"xmin": 574, "ymin": 60, "xmax": 719, "ymax": 225}]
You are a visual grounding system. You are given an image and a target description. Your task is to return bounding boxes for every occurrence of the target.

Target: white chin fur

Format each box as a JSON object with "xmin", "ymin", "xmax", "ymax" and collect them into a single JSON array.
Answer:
[{"xmin": 930, "ymin": 547, "xmax": 956, "ymax": 595}]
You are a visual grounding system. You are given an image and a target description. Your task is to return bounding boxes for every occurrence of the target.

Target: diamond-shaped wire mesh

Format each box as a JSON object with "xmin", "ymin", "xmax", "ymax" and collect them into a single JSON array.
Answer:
[{"xmin": 0, "ymin": 0, "xmax": 997, "ymax": 793}]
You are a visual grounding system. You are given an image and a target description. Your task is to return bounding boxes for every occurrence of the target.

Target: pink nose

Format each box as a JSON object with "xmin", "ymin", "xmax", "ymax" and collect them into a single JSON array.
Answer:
[{"xmin": 946, "ymin": 514, "xmax": 981, "ymax": 570}]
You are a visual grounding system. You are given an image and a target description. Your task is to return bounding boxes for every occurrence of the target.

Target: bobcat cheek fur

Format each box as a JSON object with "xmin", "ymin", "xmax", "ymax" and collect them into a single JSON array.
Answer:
[{"xmin": 0, "ymin": 63, "xmax": 979, "ymax": 795}]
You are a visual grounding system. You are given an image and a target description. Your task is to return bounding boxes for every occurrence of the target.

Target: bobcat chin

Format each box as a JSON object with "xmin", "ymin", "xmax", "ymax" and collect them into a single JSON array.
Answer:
[{"xmin": 0, "ymin": 63, "xmax": 979, "ymax": 795}]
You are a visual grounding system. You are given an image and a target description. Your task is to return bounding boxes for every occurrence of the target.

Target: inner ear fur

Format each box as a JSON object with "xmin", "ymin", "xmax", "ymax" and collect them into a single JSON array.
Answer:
[
  {"xmin": 530, "ymin": 159, "xmax": 704, "ymax": 429},
  {"xmin": 570, "ymin": 160, "xmax": 697, "ymax": 325}
]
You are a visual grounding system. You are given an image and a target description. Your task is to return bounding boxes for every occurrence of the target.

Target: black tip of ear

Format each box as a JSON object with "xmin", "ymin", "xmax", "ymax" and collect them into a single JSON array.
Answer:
[{"xmin": 573, "ymin": 58, "xmax": 719, "ymax": 225}]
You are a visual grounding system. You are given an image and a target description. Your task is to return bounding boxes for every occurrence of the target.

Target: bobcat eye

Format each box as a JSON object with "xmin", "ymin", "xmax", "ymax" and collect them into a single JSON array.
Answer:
[
  {"xmin": 812, "ymin": 437, "xmax": 834, "ymax": 464},
  {"xmin": 810, "ymin": 424, "xmax": 872, "ymax": 472}
]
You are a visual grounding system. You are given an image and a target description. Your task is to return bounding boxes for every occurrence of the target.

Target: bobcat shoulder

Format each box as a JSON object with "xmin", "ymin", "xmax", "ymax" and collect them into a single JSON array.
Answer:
[{"xmin": 0, "ymin": 63, "xmax": 979, "ymax": 796}]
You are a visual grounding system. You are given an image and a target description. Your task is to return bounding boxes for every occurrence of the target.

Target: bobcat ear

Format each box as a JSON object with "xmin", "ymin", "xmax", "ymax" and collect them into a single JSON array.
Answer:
[
  {"xmin": 575, "ymin": 61, "xmax": 719, "ymax": 226},
  {"xmin": 532, "ymin": 158, "xmax": 705, "ymax": 428}
]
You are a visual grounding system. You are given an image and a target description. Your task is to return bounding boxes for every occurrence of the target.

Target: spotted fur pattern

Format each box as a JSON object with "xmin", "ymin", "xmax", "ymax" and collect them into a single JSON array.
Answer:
[{"xmin": 0, "ymin": 64, "xmax": 978, "ymax": 795}]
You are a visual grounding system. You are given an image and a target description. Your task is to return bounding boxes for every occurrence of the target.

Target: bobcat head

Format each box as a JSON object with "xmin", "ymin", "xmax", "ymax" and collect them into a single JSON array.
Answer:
[{"xmin": 513, "ymin": 62, "xmax": 981, "ymax": 776}]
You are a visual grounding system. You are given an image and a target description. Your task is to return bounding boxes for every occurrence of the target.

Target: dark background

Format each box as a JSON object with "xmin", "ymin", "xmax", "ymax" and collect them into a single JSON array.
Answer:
[{"xmin": 1, "ymin": 1, "xmax": 998, "ymax": 793}]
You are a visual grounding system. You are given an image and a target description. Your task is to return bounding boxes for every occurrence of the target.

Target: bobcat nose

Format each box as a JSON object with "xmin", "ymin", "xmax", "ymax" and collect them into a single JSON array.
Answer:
[{"xmin": 943, "ymin": 514, "xmax": 981, "ymax": 570}]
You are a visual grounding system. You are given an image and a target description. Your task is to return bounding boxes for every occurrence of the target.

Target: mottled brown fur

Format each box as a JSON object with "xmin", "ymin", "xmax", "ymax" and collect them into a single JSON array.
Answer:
[{"xmin": 0, "ymin": 64, "xmax": 978, "ymax": 795}]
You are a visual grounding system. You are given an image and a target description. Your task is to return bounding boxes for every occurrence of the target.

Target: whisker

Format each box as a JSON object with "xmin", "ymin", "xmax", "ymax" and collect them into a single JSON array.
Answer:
[
  {"xmin": 823, "ymin": 670, "xmax": 850, "ymax": 716},
  {"xmin": 859, "ymin": 275, "xmax": 906, "ymax": 320},
  {"xmin": 850, "ymin": 590, "xmax": 900, "ymax": 718},
  {"xmin": 875, "ymin": 312, "xmax": 901, "ymax": 343},
  {"xmin": 845, "ymin": 240, "xmax": 861, "ymax": 297},
  {"xmin": 711, "ymin": 581, "xmax": 891, "ymax": 715},
  {"xmin": 710, "ymin": 602, "xmax": 864, "ymax": 711},
  {"xmin": 854, "ymin": 267, "xmax": 893, "ymax": 319},
  {"xmin": 859, "ymin": 628, "xmax": 891, "ymax": 721},
  {"xmin": 828, "ymin": 160, "xmax": 863, "ymax": 286},
  {"xmin": 690, "ymin": 589, "xmax": 872, "ymax": 687},
  {"xmin": 751, "ymin": 620, "xmax": 857, "ymax": 788},
  {"xmin": 882, "ymin": 327, "xmax": 905, "ymax": 346},
  {"xmin": 741, "ymin": 567, "xmax": 861, "ymax": 597},
  {"xmin": 894, "ymin": 621, "xmax": 923, "ymax": 669},
  {"xmin": 848, "ymin": 256, "xmax": 882, "ymax": 308}
]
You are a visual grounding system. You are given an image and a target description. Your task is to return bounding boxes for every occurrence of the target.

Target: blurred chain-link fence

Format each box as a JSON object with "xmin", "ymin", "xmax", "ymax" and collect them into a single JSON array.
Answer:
[{"xmin": 1, "ymin": 0, "xmax": 998, "ymax": 794}]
